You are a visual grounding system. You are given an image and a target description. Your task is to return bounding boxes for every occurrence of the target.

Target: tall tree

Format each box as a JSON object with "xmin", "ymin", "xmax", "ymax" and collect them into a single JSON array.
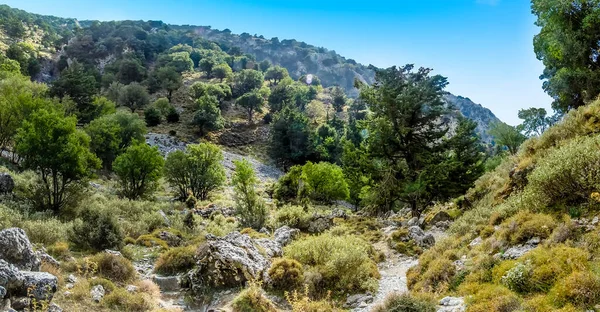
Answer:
[
  {"xmin": 193, "ymin": 95, "xmax": 224, "ymax": 135},
  {"xmin": 48, "ymin": 62, "xmax": 99, "ymax": 122},
  {"xmin": 489, "ymin": 122, "xmax": 527, "ymax": 155},
  {"xmin": 232, "ymin": 159, "xmax": 267, "ymax": 229},
  {"xmin": 212, "ymin": 63, "xmax": 233, "ymax": 82},
  {"xmin": 264, "ymin": 66, "xmax": 289, "ymax": 85},
  {"xmin": 517, "ymin": 107, "xmax": 554, "ymax": 136},
  {"xmin": 270, "ymin": 106, "xmax": 312, "ymax": 168},
  {"xmin": 113, "ymin": 143, "xmax": 164, "ymax": 200},
  {"xmin": 232, "ymin": 69, "xmax": 264, "ymax": 97},
  {"xmin": 118, "ymin": 82, "xmax": 150, "ymax": 112},
  {"xmin": 331, "ymin": 86, "xmax": 346, "ymax": 112},
  {"xmin": 236, "ymin": 91, "xmax": 265, "ymax": 123},
  {"xmin": 532, "ymin": 0, "xmax": 600, "ymax": 112}
]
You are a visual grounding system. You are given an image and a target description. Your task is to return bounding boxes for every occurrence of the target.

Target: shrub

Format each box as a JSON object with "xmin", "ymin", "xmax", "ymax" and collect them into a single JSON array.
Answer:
[
  {"xmin": 46, "ymin": 241, "xmax": 71, "ymax": 260},
  {"xmin": 154, "ymin": 245, "xmax": 196, "ymax": 275},
  {"xmin": 71, "ymin": 208, "xmax": 124, "ymax": 251},
  {"xmin": 388, "ymin": 228, "xmax": 422, "ymax": 256},
  {"xmin": 113, "ymin": 143, "xmax": 164, "ymax": 200},
  {"xmin": 20, "ymin": 218, "xmax": 71, "ymax": 245},
  {"xmin": 285, "ymin": 287, "xmax": 343, "ymax": 312},
  {"xmin": 206, "ymin": 213, "xmax": 238, "ymax": 237},
  {"xmin": 284, "ymin": 233, "xmax": 379, "ymax": 294},
  {"xmin": 501, "ymin": 261, "xmax": 533, "ymax": 293},
  {"xmin": 273, "ymin": 165, "xmax": 303, "ymax": 202},
  {"xmin": 232, "ymin": 159, "xmax": 268, "ymax": 229},
  {"xmin": 135, "ymin": 234, "xmax": 168, "ymax": 249},
  {"xmin": 271, "ymin": 204, "xmax": 311, "ymax": 230},
  {"xmin": 91, "ymin": 252, "xmax": 137, "ymax": 283},
  {"xmin": 103, "ymin": 288, "xmax": 154, "ymax": 312},
  {"xmin": 166, "ymin": 105, "xmax": 180, "ymax": 123},
  {"xmin": 496, "ymin": 211, "xmax": 556, "ymax": 244},
  {"xmin": 413, "ymin": 258, "xmax": 456, "ymax": 293},
  {"xmin": 144, "ymin": 106, "xmax": 161, "ymax": 126},
  {"xmin": 370, "ymin": 293, "xmax": 436, "ymax": 312},
  {"xmin": 461, "ymin": 283, "xmax": 521, "ymax": 312},
  {"xmin": 268, "ymin": 258, "xmax": 304, "ymax": 291},
  {"xmin": 231, "ymin": 282, "xmax": 277, "ymax": 312},
  {"xmin": 89, "ymin": 278, "xmax": 117, "ymax": 293},
  {"xmin": 193, "ymin": 95, "xmax": 224, "ymax": 135},
  {"xmin": 550, "ymin": 271, "xmax": 600, "ymax": 307}
]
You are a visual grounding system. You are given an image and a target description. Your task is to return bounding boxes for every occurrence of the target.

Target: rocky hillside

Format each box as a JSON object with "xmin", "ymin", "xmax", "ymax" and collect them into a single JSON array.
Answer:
[{"xmin": 444, "ymin": 93, "xmax": 501, "ymax": 143}]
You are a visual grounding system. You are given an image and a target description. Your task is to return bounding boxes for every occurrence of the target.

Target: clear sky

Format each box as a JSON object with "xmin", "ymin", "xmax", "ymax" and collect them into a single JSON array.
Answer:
[{"xmin": 3, "ymin": 0, "xmax": 551, "ymax": 125}]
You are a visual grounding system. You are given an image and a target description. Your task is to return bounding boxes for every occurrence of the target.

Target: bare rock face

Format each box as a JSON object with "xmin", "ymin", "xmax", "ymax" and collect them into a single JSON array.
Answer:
[
  {"xmin": 0, "ymin": 260, "xmax": 25, "ymax": 294},
  {"xmin": 186, "ymin": 232, "xmax": 272, "ymax": 293},
  {"xmin": 0, "ymin": 228, "xmax": 41, "ymax": 271},
  {"xmin": 0, "ymin": 173, "xmax": 14, "ymax": 194}
]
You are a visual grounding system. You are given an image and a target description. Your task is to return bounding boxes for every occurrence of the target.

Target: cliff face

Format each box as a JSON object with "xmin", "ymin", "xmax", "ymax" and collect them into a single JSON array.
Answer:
[{"xmin": 444, "ymin": 94, "xmax": 501, "ymax": 143}]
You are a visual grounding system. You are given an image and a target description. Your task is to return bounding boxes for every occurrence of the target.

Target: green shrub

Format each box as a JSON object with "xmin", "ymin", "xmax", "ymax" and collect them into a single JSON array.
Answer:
[
  {"xmin": 231, "ymin": 282, "xmax": 277, "ymax": 312},
  {"xmin": 232, "ymin": 159, "xmax": 268, "ymax": 229},
  {"xmin": 271, "ymin": 204, "xmax": 311, "ymax": 230},
  {"xmin": 154, "ymin": 245, "xmax": 196, "ymax": 275},
  {"xmin": 89, "ymin": 277, "xmax": 117, "ymax": 293},
  {"xmin": 496, "ymin": 211, "xmax": 557, "ymax": 244},
  {"xmin": 166, "ymin": 105, "xmax": 180, "ymax": 123},
  {"xmin": 273, "ymin": 165, "xmax": 302, "ymax": 201},
  {"xmin": 371, "ymin": 293, "xmax": 436, "ymax": 312},
  {"xmin": 550, "ymin": 271, "xmax": 600, "ymax": 308},
  {"xmin": 71, "ymin": 208, "xmax": 124, "ymax": 251},
  {"xmin": 388, "ymin": 228, "xmax": 422, "ymax": 256},
  {"xmin": 501, "ymin": 261, "xmax": 533, "ymax": 293},
  {"xmin": 46, "ymin": 241, "xmax": 71, "ymax": 260},
  {"xmin": 284, "ymin": 233, "xmax": 379, "ymax": 294},
  {"xmin": 135, "ymin": 234, "xmax": 168, "ymax": 249},
  {"xmin": 20, "ymin": 218, "xmax": 72, "ymax": 245},
  {"xmin": 113, "ymin": 143, "xmax": 164, "ymax": 200},
  {"xmin": 268, "ymin": 258, "xmax": 304, "ymax": 291},
  {"xmin": 144, "ymin": 106, "xmax": 161, "ymax": 126},
  {"xmin": 460, "ymin": 283, "xmax": 521, "ymax": 312},
  {"xmin": 91, "ymin": 252, "xmax": 137, "ymax": 283},
  {"xmin": 206, "ymin": 213, "xmax": 238, "ymax": 237},
  {"xmin": 103, "ymin": 288, "xmax": 154, "ymax": 312},
  {"xmin": 285, "ymin": 288, "xmax": 343, "ymax": 312}
]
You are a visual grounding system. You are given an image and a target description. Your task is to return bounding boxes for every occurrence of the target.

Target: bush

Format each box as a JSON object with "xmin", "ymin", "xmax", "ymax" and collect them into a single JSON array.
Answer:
[
  {"xmin": 46, "ymin": 241, "xmax": 71, "ymax": 260},
  {"xmin": 285, "ymin": 288, "xmax": 343, "ymax": 312},
  {"xmin": 91, "ymin": 252, "xmax": 137, "ymax": 283},
  {"xmin": 232, "ymin": 159, "xmax": 268, "ymax": 229},
  {"xmin": 165, "ymin": 105, "xmax": 180, "ymax": 123},
  {"xmin": 193, "ymin": 95, "xmax": 224, "ymax": 135},
  {"xmin": 388, "ymin": 228, "xmax": 422, "ymax": 256},
  {"xmin": 273, "ymin": 165, "xmax": 302, "ymax": 202},
  {"xmin": 550, "ymin": 271, "xmax": 600, "ymax": 307},
  {"xmin": 144, "ymin": 106, "xmax": 161, "ymax": 126},
  {"xmin": 71, "ymin": 208, "xmax": 124, "ymax": 251},
  {"xmin": 113, "ymin": 143, "xmax": 164, "ymax": 200},
  {"xmin": 231, "ymin": 282, "xmax": 277, "ymax": 312},
  {"xmin": 275, "ymin": 162, "xmax": 349, "ymax": 203},
  {"xmin": 284, "ymin": 233, "xmax": 379, "ymax": 294},
  {"xmin": 496, "ymin": 211, "xmax": 557, "ymax": 244},
  {"xmin": 206, "ymin": 213, "xmax": 238, "ymax": 237},
  {"xmin": 371, "ymin": 293, "xmax": 436, "ymax": 312},
  {"xmin": 268, "ymin": 258, "xmax": 304, "ymax": 291},
  {"xmin": 89, "ymin": 278, "xmax": 117, "ymax": 293},
  {"xmin": 135, "ymin": 234, "xmax": 168, "ymax": 249},
  {"xmin": 103, "ymin": 288, "xmax": 154, "ymax": 312},
  {"xmin": 271, "ymin": 205, "xmax": 312, "ymax": 230},
  {"xmin": 501, "ymin": 261, "xmax": 532, "ymax": 293},
  {"xmin": 461, "ymin": 283, "xmax": 521, "ymax": 312},
  {"xmin": 21, "ymin": 218, "xmax": 71, "ymax": 245},
  {"xmin": 154, "ymin": 245, "xmax": 196, "ymax": 275}
]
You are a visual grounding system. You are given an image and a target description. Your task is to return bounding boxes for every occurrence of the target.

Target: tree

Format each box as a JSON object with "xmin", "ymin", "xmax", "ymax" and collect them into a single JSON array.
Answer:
[
  {"xmin": 113, "ymin": 143, "xmax": 164, "ymax": 200},
  {"xmin": 532, "ymin": 0, "xmax": 600, "ymax": 112},
  {"xmin": 155, "ymin": 66, "xmax": 182, "ymax": 101},
  {"xmin": 164, "ymin": 143, "xmax": 226, "ymax": 200},
  {"xmin": 488, "ymin": 122, "xmax": 527, "ymax": 155},
  {"xmin": 119, "ymin": 82, "xmax": 150, "ymax": 112},
  {"xmin": 301, "ymin": 161, "xmax": 349, "ymax": 202},
  {"xmin": 167, "ymin": 52, "xmax": 194, "ymax": 73},
  {"xmin": 236, "ymin": 91, "xmax": 265, "ymax": 123},
  {"xmin": 232, "ymin": 159, "xmax": 267, "ymax": 229},
  {"xmin": 359, "ymin": 65, "xmax": 450, "ymax": 216},
  {"xmin": 49, "ymin": 62, "xmax": 98, "ymax": 122},
  {"xmin": 265, "ymin": 66, "xmax": 289, "ymax": 85},
  {"xmin": 233, "ymin": 69, "xmax": 264, "ymax": 97},
  {"xmin": 517, "ymin": 107, "xmax": 554, "ymax": 137},
  {"xmin": 144, "ymin": 107, "xmax": 162, "ymax": 126},
  {"xmin": 85, "ymin": 116, "xmax": 121, "ymax": 170},
  {"xmin": 16, "ymin": 109, "xmax": 100, "ymax": 212},
  {"xmin": 193, "ymin": 95, "xmax": 224, "ymax": 135},
  {"xmin": 212, "ymin": 63, "xmax": 233, "ymax": 82},
  {"xmin": 112, "ymin": 111, "xmax": 147, "ymax": 150},
  {"xmin": 331, "ymin": 86, "xmax": 346, "ymax": 112},
  {"xmin": 189, "ymin": 82, "xmax": 231, "ymax": 105},
  {"xmin": 117, "ymin": 57, "xmax": 146, "ymax": 84},
  {"xmin": 269, "ymin": 106, "xmax": 312, "ymax": 168},
  {"xmin": 199, "ymin": 57, "xmax": 217, "ymax": 77}
]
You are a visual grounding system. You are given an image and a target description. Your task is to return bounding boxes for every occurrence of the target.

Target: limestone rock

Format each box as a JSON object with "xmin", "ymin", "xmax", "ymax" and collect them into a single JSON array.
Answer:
[
  {"xmin": 437, "ymin": 296, "xmax": 466, "ymax": 312},
  {"xmin": 344, "ymin": 293, "xmax": 373, "ymax": 309},
  {"xmin": 0, "ymin": 173, "xmax": 14, "ymax": 194},
  {"xmin": 22, "ymin": 271, "xmax": 58, "ymax": 301},
  {"xmin": 90, "ymin": 285, "xmax": 105, "ymax": 302},
  {"xmin": 307, "ymin": 215, "xmax": 333, "ymax": 233},
  {"xmin": 0, "ymin": 285, "xmax": 6, "ymax": 299},
  {"xmin": 152, "ymin": 275, "xmax": 180, "ymax": 292},
  {"xmin": 0, "ymin": 228, "xmax": 41, "ymax": 271},
  {"xmin": 407, "ymin": 226, "xmax": 435, "ymax": 248},
  {"xmin": 37, "ymin": 250, "xmax": 60, "ymax": 268},
  {"xmin": 469, "ymin": 237, "xmax": 482, "ymax": 248},
  {"xmin": 47, "ymin": 303, "xmax": 63, "ymax": 312},
  {"xmin": 126, "ymin": 285, "xmax": 138, "ymax": 293},
  {"xmin": 67, "ymin": 274, "xmax": 77, "ymax": 284},
  {"xmin": 254, "ymin": 238, "xmax": 282, "ymax": 258},
  {"xmin": 273, "ymin": 226, "xmax": 300, "ymax": 247},
  {"xmin": 158, "ymin": 231, "xmax": 182, "ymax": 247},
  {"xmin": 0, "ymin": 259, "xmax": 24, "ymax": 293},
  {"xmin": 428, "ymin": 211, "xmax": 452, "ymax": 225},
  {"xmin": 11, "ymin": 297, "xmax": 29, "ymax": 310}
]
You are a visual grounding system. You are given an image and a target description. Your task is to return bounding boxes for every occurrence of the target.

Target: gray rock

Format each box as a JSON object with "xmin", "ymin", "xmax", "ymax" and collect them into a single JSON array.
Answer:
[
  {"xmin": 63, "ymin": 291, "xmax": 72, "ymax": 297},
  {"xmin": 0, "ymin": 298, "xmax": 10, "ymax": 311},
  {"xmin": 47, "ymin": 303, "xmax": 63, "ymax": 312},
  {"xmin": 153, "ymin": 275, "xmax": 180, "ymax": 292},
  {"xmin": 469, "ymin": 237, "xmax": 483, "ymax": 247},
  {"xmin": 437, "ymin": 296, "xmax": 465, "ymax": 312},
  {"xmin": 158, "ymin": 231, "xmax": 182, "ymax": 247},
  {"xmin": 254, "ymin": 238, "xmax": 282, "ymax": 258},
  {"xmin": 37, "ymin": 251, "xmax": 60, "ymax": 268},
  {"xmin": 307, "ymin": 215, "xmax": 333, "ymax": 233},
  {"xmin": 273, "ymin": 226, "xmax": 300, "ymax": 246},
  {"xmin": 428, "ymin": 211, "xmax": 452, "ymax": 225},
  {"xmin": 186, "ymin": 232, "xmax": 272, "ymax": 292},
  {"xmin": 22, "ymin": 271, "xmax": 58, "ymax": 301},
  {"xmin": 344, "ymin": 293, "xmax": 373, "ymax": 309},
  {"xmin": 126, "ymin": 285, "xmax": 138, "ymax": 293},
  {"xmin": 90, "ymin": 285, "xmax": 105, "ymax": 302},
  {"xmin": 103, "ymin": 249, "xmax": 122, "ymax": 257},
  {"xmin": 10, "ymin": 297, "xmax": 29, "ymax": 310},
  {"xmin": 0, "ymin": 228, "xmax": 41, "ymax": 271},
  {"xmin": 0, "ymin": 286, "xmax": 5, "ymax": 298},
  {"xmin": 0, "ymin": 259, "xmax": 25, "ymax": 293},
  {"xmin": 406, "ymin": 217, "xmax": 420, "ymax": 227},
  {"xmin": 501, "ymin": 244, "xmax": 535, "ymax": 260},
  {"xmin": 67, "ymin": 274, "xmax": 77, "ymax": 284},
  {"xmin": 330, "ymin": 208, "xmax": 348, "ymax": 219},
  {"xmin": 158, "ymin": 210, "xmax": 171, "ymax": 226},
  {"xmin": 408, "ymin": 226, "xmax": 435, "ymax": 248},
  {"xmin": 0, "ymin": 173, "xmax": 15, "ymax": 194},
  {"xmin": 259, "ymin": 227, "xmax": 270, "ymax": 235},
  {"xmin": 65, "ymin": 283, "xmax": 74, "ymax": 289},
  {"xmin": 592, "ymin": 216, "xmax": 599, "ymax": 226},
  {"xmin": 194, "ymin": 204, "xmax": 236, "ymax": 219}
]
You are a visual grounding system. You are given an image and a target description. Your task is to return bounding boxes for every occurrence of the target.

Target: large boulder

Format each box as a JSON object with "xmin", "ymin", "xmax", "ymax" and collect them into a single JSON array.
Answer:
[
  {"xmin": 408, "ymin": 226, "xmax": 435, "ymax": 248},
  {"xmin": 427, "ymin": 211, "xmax": 452, "ymax": 225},
  {"xmin": 0, "ymin": 173, "xmax": 14, "ymax": 194},
  {"xmin": 186, "ymin": 232, "xmax": 271, "ymax": 293},
  {"xmin": 0, "ymin": 260, "xmax": 24, "ymax": 294},
  {"xmin": 0, "ymin": 228, "xmax": 41, "ymax": 271},
  {"xmin": 307, "ymin": 215, "xmax": 333, "ymax": 233},
  {"xmin": 21, "ymin": 271, "xmax": 58, "ymax": 301},
  {"xmin": 273, "ymin": 226, "xmax": 300, "ymax": 246}
]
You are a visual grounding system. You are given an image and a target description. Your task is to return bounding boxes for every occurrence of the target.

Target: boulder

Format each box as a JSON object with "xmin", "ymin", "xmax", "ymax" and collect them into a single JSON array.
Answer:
[
  {"xmin": 153, "ymin": 276, "xmax": 180, "ymax": 292},
  {"xmin": 22, "ymin": 271, "xmax": 58, "ymax": 301},
  {"xmin": 37, "ymin": 250, "xmax": 60, "ymax": 268},
  {"xmin": 90, "ymin": 285, "xmax": 105, "ymax": 302},
  {"xmin": 408, "ymin": 226, "xmax": 435, "ymax": 248},
  {"xmin": 157, "ymin": 231, "xmax": 182, "ymax": 247},
  {"xmin": 47, "ymin": 303, "xmax": 63, "ymax": 312},
  {"xmin": 0, "ymin": 285, "xmax": 6, "ymax": 299},
  {"xmin": 186, "ymin": 232, "xmax": 271, "ymax": 292},
  {"xmin": 406, "ymin": 217, "xmax": 420, "ymax": 227},
  {"xmin": 0, "ymin": 228, "xmax": 41, "ymax": 271},
  {"xmin": 0, "ymin": 259, "xmax": 24, "ymax": 293},
  {"xmin": 273, "ymin": 226, "xmax": 300, "ymax": 247},
  {"xmin": 344, "ymin": 293, "xmax": 373, "ymax": 309},
  {"xmin": 126, "ymin": 285, "xmax": 138, "ymax": 293},
  {"xmin": 194, "ymin": 204, "xmax": 235, "ymax": 219},
  {"xmin": 427, "ymin": 211, "xmax": 452, "ymax": 225},
  {"xmin": 437, "ymin": 296, "xmax": 466, "ymax": 312},
  {"xmin": 0, "ymin": 173, "xmax": 14, "ymax": 194},
  {"xmin": 307, "ymin": 215, "xmax": 333, "ymax": 233},
  {"xmin": 10, "ymin": 297, "xmax": 29, "ymax": 310},
  {"xmin": 254, "ymin": 238, "xmax": 282, "ymax": 258},
  {"xmin": 67, "ymin": 274, "xmax": 77, "ymax": 284},
  {"xmin": 469, "ymin": 237, "xmax": 483, "ymax": 248}
]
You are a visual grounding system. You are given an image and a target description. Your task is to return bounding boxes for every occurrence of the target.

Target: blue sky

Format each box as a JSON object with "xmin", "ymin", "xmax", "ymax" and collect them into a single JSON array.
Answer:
[{"xmin": 3, "ymin": 0, "xmax": 550, "ymax": 125}]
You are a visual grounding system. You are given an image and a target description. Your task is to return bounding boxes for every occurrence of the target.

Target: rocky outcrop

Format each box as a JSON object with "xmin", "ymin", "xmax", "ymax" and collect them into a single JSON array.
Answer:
[
  {"xmin": 22, "ymin": 271, "xmax": 58, "ymax": 300},
  {"xmin": 407, "ymin": 226, "xmax": 435, "ymax": 248},
  {"xmin": 194, "ymin": 204, "xmax": 236, "ymax": 219},
  {"xmin": 307, "ymin": 214, "xmax": 334, "ymax": 233},
  {"xmin": 157, "ymin": 231, "xmax": 182, "ymax": 247},
  {"xmin": 0, "ymin": 260, "xmax": 25, "ymax": 293},
  {"xmin": 0, "ymin": 228, "xmax": 41, "ymax": 271},
  {"xmin": 0, "ymin": 173, "xmax": 14, "ymax": 194},
  {"xmin": 499, "ymin": 237, "xmax": 540, "ymax": 260},
  {"xmin": 273, "ymin": 226, "xmax": 300, "ymax": 246}
]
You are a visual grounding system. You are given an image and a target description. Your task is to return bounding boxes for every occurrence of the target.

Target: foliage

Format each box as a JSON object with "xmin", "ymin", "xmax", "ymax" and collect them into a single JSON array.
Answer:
[
  {"xmin": 103, "ymin": 288, "xmax": 155, "ymax": 312},
  {"xmin": 164, "ymin": 143, "xmax": 226, "ymax": 200},
  {"xmin": 152, "ymin": 66, "xmax": 182, "ymax": 100},
  {"xmin": 271, "ymin": 204, "xmax": 312, "ymax": 230},
  {"xmin": 370, "ymin": 293, "xmax": 436, "ymax": 312},
  {"xmin": 193, "ymin": 95, "xmax": 225, "ymax": 135},
  {"xmin": 285, "ymin": 288, "xmax": 343, "ymax": 312},
  {"xmin": 144, "ymin": 106, "xmax": 162, "ymax": 126},
  {"xmin": 270, "ymin": 106, "xmax": 312, "ymax": 168},
  {"xmin": 91, "ymin": 252, "xmax": 137, "ymax": 283},
  {"xmin": 232, "ymin": 159, "xmax": 268, "ymax": 229},
  {"xmin": 268, "ymin": 258, "xmax": 304, "ymax": 291},
  {"xmin": 232, "ymin": 282, "xmax": 277, "ymax": 312},
  {"xmin": 118, "ymin": 82, "xmax": 150, "ymax": 112},
  {"xmin": 71, "ymin": 207, "xmax": 124, "ymax": 251},
  {"xmin": 154, "ymin": 245, "xmax": 196, "ymax": 275},
  {"xmin": 331, "ymin": 86, "xmax": 346, "ymax": 112},
  {"xmin": 517, "ymin": 107, "xmax": 554, "ymax": 137},
  {"xmin": 301, "ymin": 162, "xmax": 349, "ymax": 202},
  {"xmin": 233, "ymin": 69, "xmax": 264, "ymax": 97},
  {"xmin": 113, "ymin": 143, "xmax": 164, "ymax": 200},
  {"xmin": 284, "ymin": 233, "xmax": 379, "ymax": 295},
  {"xmin": 264, "ymin": 66, "xmax": 289, "ymax": 85},
  {"xmin": 237, "ymin": 90, "xmax": 265, "ymax": 123},
  {"xmin": 16, "ymin": 108, "xmax": 100, "ymax": 212},
  {"xmin": 48, "ymin": 62, "xmax": 99, "ymax": 122},
  {"xmin": 212, "ymin": 63, "xmax": 233, "ymax": 82},
  {"xmin": 489, "ymin": 122, "xmax": 526, "ymax": 154}
]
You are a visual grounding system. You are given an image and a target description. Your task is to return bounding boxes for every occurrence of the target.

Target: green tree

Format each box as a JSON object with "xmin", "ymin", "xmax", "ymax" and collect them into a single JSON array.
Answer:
[
  {"xmin": 164, "ymin": 143, "xmax": 226, "ymax": 200},
  {"xmin": 16, "ymin": 109, "xmax": 100, "ymax": 212},
  {"xmin": 232, "ymin": 159, "xmax": 267, "ymax": 229},
  {"xmin": 488, "ymin": 122, "xmax": 527, "ymax": 155},
  {"xmin": 236, "ymin": 91, "xmax": 265, "ymax": 123},
  {"xmin": 167, "ymin": 52, "xmax": 194, "ymax": 73},
  {"xmin": 264, "ymin": 66, "xmax": 289, "ymax": 85},
  {"xmin": 331, "ymin": 86, "xmax": 346, "ymax": 112},
  {"xmin": 144, "ymin": 106, "xmax": 162, "ymax": 126},
  {"xmin": 193, "ymin": 95, "xmax": 224, "ymax": 135},
  {"xmin": 301, "ymin": 161, "xmax": 349, "ymax": 202},
  {"xmin": 117, "ymin": 57, "xmax": 146, "ymax": 84},
  {"xmin": 212, "ymin": 63, "xmax": 233, "ymax": 82},
  {"xmin": 517, "ymin": 107, "xmax": 553, "ymax": 137},
  {"xmin": 199, "ymin": 57, "xmax": 218, "ymax": 78},
  {"xmin": 155, "ymin": 66, "xmax": 182, "ymax": 101},
  {"xmin": 118, "ymin": 82, "xmax": 150, "ymax": 112},
  {"xmin": 269, "ymin": 106, "xmax": 312, "ymax": 168},
  {"xmin": 85, "ymin": 116, "xmax": 121, "ymax": 170},
  {"xmin": 49, "ymin": 62, "xmax": 99, "ymax": 122},
  {"xmin": 113, "ymin": 143, "xmax": 164, "ymax": 200},
  {"xmin": 233, "ymin": 69, "xmax": 264, "ymax": 97},
  {"xmin": 341, "ymin": 141, "xmax": 373, "ymax": 208},
  {"xmin": 532, "ymin": 0, "xmax": 600, "ymax": 112},
  {"xmin": 112, "ymin": 111, "xmax": 147, "ymax": 150}
]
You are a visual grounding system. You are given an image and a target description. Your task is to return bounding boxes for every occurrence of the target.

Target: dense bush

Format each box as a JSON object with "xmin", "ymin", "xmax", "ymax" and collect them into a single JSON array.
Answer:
[
  {"xmin": 271, "ymin": 205, "xmax": 312, "ymax": 230},
  {"xmin": 268, "ymin": 258, "xmax": 304, "ymax": 291},
  {"xmin": 154, "ymin": 245, "xmax": 196, "ymax": 275},
  {"xmin": 232, "ymin": 160, "xmax": 268, "ymax": 229},
  {"xmin": 231, "ymin": 282, "xmax": 277, "ymax": 312},
  {"xmin": 71, "ymin": 208, "xmax": 124, "ymax": 251},
  {"xmin": 550, "ymin": 271, "xmax": 600, "ymax": 308},
  {"xmin": 495, "ymin": 211, "xmax": 557, "ymax": 244},
  {"xmin": 91, "ymin": 252, "xmax": 137, "ymax": 283},
  {"xmin": 113, "ymin": 143, "xmax": 164, "ymax": 200},
  {"xmin": 284, "ymin": 233, "xmax": 379, "ymax": 294},
  {"xmin": 274, "ymin": 162, "xmax": 349, "ymax": 203},
  {"xmin": 371, "ymin": 293, "xmax": 436, "ymax": 312},
  {"xmin": 144, "ymin": 106, "xmax": 161, "ymax": 126}
]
